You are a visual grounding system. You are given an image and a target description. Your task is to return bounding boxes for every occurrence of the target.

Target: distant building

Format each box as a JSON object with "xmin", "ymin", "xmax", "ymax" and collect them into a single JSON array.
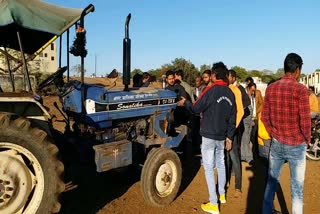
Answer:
[
  {"xmin": 35, "ymin": 42, "xmax": 58, "ymax": 74},
  {"xmin": 0, "ymin": 42, "xmax": 57, "ymax": 74},
  {"xmin": 299, "ymin": 71, "xmax": 320, "ymax": 94}
]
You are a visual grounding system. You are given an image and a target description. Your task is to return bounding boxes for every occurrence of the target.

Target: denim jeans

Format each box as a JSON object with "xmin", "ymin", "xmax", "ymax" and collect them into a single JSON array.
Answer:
[
  {"xmin": 241, "ymin": 106, "xmax": 253, "ymax": 162},
  {"xmin": 227, "ymin": 129, "xmax": 242, "ymax": 190},
  {"xmin": 262, "ymin": 138, "xmax": 306, "ymax": 214},
  {"xmin": 201, "ymin": 137, "xmax": 226, "ymax": 205}
]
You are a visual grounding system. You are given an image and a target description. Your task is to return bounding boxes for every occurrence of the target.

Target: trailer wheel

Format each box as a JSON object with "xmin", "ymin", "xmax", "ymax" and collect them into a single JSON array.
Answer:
[
  {"xmin": 0, "ymin": 114, "xmax": 64, "ymax": 214},
  {"xmin": 141, "ymin": 147, "xmax": 182, "ymax": 207}
]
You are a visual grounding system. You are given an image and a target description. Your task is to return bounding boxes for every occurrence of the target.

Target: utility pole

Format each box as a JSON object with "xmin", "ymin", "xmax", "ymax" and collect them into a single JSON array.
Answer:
[{"xmin": 94, "ymin": 55, "xmax": 97, "ymax": 77}]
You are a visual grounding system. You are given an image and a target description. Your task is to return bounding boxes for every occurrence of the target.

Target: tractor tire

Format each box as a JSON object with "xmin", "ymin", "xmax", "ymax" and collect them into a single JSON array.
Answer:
[
  {"xmin": 141, "ymin": 147, "xmax": 182, "ymax": 207},
  {"xmin": 0, "ymin": 114, "xmax": 64, "ymax": 214}
]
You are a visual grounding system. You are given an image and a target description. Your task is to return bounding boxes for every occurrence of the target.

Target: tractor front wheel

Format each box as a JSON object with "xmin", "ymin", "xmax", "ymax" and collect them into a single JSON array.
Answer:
[{"xmin": 141, "ymin": 147, "xmax": 182, "ymax": 207}]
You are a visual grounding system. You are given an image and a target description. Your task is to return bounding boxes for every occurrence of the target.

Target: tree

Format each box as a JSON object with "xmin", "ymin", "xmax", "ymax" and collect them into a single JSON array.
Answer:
[
  {"xmin": 131, "ymin": 68, "xmax": 143, "ymax": 78},
  {"xmin": 248, "ymin": 69, "xmax": 263, "ymax": 78},
  {"xmin": 199, "ymin": 64, "xmax": 211, "ymax": 74},
  {"xmin": 273, "ymin": 68, "xmax": 284, "ymax": 79},
  {"xmin": 170, "ymin": 57, "xmax": 199, "ymax": 85},
  {"xmin": 71, "ymin": 64, "xmax": 86, "ymax": 77},
  {"xmin": 261, "ymin": 75, "xmax": 275, "ymax": 84},
  {"xmin": 231, "ymin": 66, "xmax": 248, "ymax": 82}
]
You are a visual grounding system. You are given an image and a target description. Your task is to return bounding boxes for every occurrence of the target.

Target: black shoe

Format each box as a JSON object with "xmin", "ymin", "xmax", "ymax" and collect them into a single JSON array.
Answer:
[{"xmin": 248, "ymin": 160, "xmax": 255, "ymax": 166}]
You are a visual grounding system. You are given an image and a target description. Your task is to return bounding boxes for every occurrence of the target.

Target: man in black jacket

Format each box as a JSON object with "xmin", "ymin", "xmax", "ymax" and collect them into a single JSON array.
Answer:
[{"xmin": 178, "ymin": 62, "xmax": 236, "ymax": 214}]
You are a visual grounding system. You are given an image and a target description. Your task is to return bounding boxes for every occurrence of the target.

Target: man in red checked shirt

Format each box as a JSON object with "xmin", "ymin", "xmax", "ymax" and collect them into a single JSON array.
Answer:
[{"xmin": 261, "ymin": 53, "xmax": 311, "ymax": 214}]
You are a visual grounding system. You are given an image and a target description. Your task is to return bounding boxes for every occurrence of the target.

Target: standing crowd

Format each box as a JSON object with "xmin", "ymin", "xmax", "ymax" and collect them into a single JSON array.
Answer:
[{"xmin": 139, "ymin": 53, "xmax": 314, "ymax": 214}]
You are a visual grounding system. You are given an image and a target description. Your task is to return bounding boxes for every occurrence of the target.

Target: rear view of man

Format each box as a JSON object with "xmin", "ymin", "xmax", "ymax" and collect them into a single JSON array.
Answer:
[
  {"xmin": 178, "ymin": 62, "xmax": 236, "ymax": 214},
  {"xmin": 262, "ymin": 53, "xmax": 311, "ymax": 214}
]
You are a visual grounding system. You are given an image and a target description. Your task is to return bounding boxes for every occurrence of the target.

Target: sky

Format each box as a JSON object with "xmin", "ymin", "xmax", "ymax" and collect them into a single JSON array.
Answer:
[{"xmin": 46, "ymin": 0, "xmax": 320, "ymax": 76}]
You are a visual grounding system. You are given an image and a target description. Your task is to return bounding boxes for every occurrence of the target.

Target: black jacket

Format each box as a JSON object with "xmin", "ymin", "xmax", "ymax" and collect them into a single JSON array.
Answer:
[
  {"xmin": 166, "ymin": 83, "xmax": 187, "ymax": 101},
  {"xmin": 185, "ymin": 81, "xmax": 236, "ymax": 140}
]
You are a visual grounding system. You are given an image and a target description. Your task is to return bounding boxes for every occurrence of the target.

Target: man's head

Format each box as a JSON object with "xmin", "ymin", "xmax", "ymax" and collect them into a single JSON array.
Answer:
[
  {"xmin": 166, "ymin": 70, "xmax": 175, "ymax": 86},
  {"xmin": 227, "ymin": 69, "xmax": 237, "ymax": 85},
  {"xmin": 245, "ymin": 77, "xmax": 254, "ymax": 86},
  {"xmin": 175, "ymin": 69, "xmax": 184, "ymax": 81},
  {"xmin": 212, "ymin": 62, "xmax": 228, "ymax": 82},
  {"xmin": 195, "ymin": 76, "xmax": 202, "ymax": 87},
  {"xmin": 284, "ymin": 53, "xmax": 303, "ymax": 80},
  {"xmin": 142, "ymin": 72, "xmax": 150, "ymax": 83},
  {"xmin": 309, "ymin": 86, "xmax": 315, "ymax": 95},
  {"xmin": 202, "ymin": 70, "xmax": 211, "ymax": 86},
  {"xmin": 247, "ymin": 82, "xmax": 256, "ymax": 96}
]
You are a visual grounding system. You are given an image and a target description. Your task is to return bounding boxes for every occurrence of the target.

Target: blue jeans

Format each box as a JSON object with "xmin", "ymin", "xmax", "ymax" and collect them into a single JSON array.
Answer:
[
  {"xmin": 201, "ymin": 137, "xmax": 226, "ymax": 205},
  {"xmin": 262, "ymin": 138, "xmax": 306, "ymax": 214}
]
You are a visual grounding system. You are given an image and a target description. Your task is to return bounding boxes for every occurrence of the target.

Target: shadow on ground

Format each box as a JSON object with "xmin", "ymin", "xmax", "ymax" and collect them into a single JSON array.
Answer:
[
  {"xmin": 54, "ymin": 131, "xmax": 140, "ymax": 214},
  {"xmin": 245, "ymin": 158, "xmax": 289, "ymax": 214},
  {"xmin": 54, "ymin": 130, "xmax": 201, "ymax": 214}
]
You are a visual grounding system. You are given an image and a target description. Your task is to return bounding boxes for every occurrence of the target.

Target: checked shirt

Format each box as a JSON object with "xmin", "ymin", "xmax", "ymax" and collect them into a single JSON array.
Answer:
[{"xmin": 261, "ymin": 73, "xmax": 311, "ymax": 145}]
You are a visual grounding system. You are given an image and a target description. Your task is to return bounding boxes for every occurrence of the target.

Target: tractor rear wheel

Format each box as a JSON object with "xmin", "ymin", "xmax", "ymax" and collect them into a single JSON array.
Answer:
[
  {"xmin": 0, "ymin": 114, "xmax": 64, "ymax": 214},
  {"xmin": 141, "ymin": 147, "xmax": 182, "ymax": 207}
]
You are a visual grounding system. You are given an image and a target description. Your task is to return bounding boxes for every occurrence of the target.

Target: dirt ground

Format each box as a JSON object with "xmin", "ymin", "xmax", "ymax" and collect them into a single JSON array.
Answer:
[{"xmin": 43, "ymin": 96, "xmax": 320, "ymax": 214}]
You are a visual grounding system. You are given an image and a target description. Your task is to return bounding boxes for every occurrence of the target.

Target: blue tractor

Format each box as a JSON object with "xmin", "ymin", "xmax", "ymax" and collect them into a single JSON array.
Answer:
[{"xmin": 0, "ymin": 1, "xmax": 186, "ymax": 213}]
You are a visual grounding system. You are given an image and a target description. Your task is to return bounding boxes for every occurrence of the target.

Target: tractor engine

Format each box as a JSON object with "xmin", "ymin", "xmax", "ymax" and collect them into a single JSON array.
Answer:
[{"xmin": 60, "ymin": 83, "xmax": 181, "ymax": 172}]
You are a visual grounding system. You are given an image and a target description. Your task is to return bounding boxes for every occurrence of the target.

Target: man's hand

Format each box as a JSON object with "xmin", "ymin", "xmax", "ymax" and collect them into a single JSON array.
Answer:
[
  {"xmin": 226, "ymin": 137, "xmax": 232, "ymax": 151},
  {"xmin": 177, "ymin": 96, "xmax": 186, "ymax": 106}
]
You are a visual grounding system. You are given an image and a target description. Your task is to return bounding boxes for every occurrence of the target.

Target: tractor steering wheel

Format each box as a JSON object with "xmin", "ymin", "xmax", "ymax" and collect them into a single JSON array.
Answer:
[{"xmin": 37, "ymin": 66, "xmax": 68, "ymax": 90}]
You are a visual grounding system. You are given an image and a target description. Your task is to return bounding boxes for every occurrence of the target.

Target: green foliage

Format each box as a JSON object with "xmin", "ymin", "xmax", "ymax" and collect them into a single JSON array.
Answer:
[
  {"xmin": 199, "ymin": 64, "xmax": 211, "ymax": 73},
  {"xmin": 170, "ymin": 58, "xmax": 199, "ymax": 85},
  {"xmin": 261, "ymin": 75, "xmax": 275, "ymax": 84},
  {"xmin": 248, "ymin": 70, "xmax": 263, "ymax": 78},
  {"xmin": 131, "ymin": 68, "xmax": 143, "ymax": 78},
  {"xmin": 231, "ymin": 66, "xmax": 248, "ymax": 82}
]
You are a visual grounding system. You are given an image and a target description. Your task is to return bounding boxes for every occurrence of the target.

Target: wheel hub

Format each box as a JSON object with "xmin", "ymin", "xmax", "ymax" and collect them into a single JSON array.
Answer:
[
  {"xmin": 0, "ymin": 180, "xmax": 13, "ymax": 201},
  {"xmin": 155, "ymin": 160, "xmax": 177, "ymax": 197},
  {"xmin": 0, "ymin": 142, "xmax": 44, "ymax": 214}
]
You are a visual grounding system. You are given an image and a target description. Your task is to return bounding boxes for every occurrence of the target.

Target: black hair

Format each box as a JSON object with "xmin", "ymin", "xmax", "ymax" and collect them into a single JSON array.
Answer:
[
  {"xmin": 202, "ymin": 69, "xmax": 211, "ymax": 76},
  {"xmin": 309, "ymin": 86, "xmax": 315, "ymax": 92},
  {"xmin": 284, "ymin": 53, "xmax": 303, "ymax": 73},
  {"xmin": 247, "ymin": 82, "xmax": 256, "ymax": 89},
  {"xmin": 142, "ymin": 72, "xmax": 150, "ymax": 79},
  {"xmin": 166, "ymin": 70, "xmax": 175, "ymax": 78},
  {"xmin": 245, "ymin": 77, "xmax": 254, "ymax": 83},
  {"xmin": 133, "ymin": 73, "xmax": 143, "ymax": 87},
  {"xmin": 212, "ymin": 62, "xmax": 227, "ymax": 72},
  {"xmin": 175, "ymin": 69, "xmax": 184, "ymax": 79},
  {"xmin": 212, "ymin": 62, "xmax": 228, "ymax": 81},
  {"xmin": 227, "ymin": 69, "xmax": 237, "ymax": 78}
]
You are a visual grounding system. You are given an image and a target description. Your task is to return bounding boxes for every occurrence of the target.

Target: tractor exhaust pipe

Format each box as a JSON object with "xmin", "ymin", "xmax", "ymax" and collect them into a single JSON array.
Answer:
[{"xmin": 123, "ymin": 13, "xmax": 131, "ymax": 91}]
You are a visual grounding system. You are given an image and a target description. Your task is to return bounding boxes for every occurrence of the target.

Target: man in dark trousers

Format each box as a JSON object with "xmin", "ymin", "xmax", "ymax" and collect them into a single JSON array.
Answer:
[{"xmin": 178, "ymin": 62, "xmax": 236, "ymax": 214}]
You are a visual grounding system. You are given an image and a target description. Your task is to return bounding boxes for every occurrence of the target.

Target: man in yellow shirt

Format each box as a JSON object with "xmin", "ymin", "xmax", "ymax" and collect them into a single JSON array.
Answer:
[
  {"xmin": 309, "ymin": 86, "xmax": 319, "ymax": 118},
  {"xmin": 226, "ymin": 69, "xmax": 244, "ymax": 198}
]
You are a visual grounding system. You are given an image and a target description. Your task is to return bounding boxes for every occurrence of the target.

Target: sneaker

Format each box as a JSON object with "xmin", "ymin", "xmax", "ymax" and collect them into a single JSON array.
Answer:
[
  {"xmin": 219, "ymin": 194, "xmax": 226, "ymax": 204},
  {"xmin": 201, "ymin": 202, "xmax": 220, "ymax": 214}
]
